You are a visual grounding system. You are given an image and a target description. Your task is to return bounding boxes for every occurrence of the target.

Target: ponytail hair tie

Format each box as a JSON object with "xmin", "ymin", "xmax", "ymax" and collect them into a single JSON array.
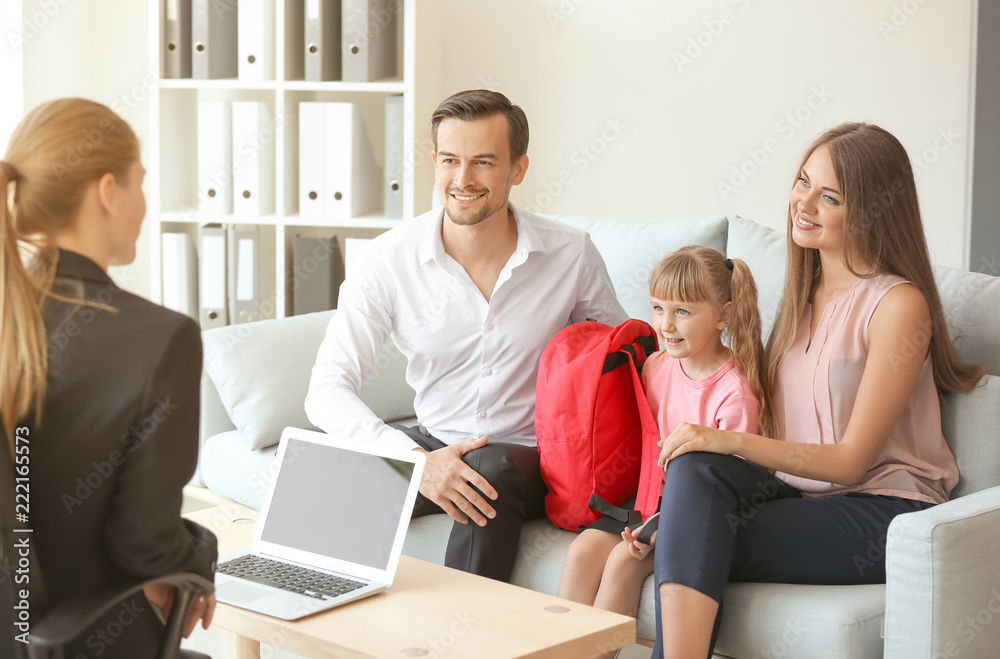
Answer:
[
  {"xmin": 725, "ymin": 258, "xmax": 734, "ymax": 271},
  {"xmin": 0, "ymin": 160, "xmax": 18, "ymax": 182}
]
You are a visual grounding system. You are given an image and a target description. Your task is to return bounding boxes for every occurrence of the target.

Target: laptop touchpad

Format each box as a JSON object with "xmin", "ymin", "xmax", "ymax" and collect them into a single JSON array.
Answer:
[{"xmin": 217, "ymin": 581, "xmax": 274, "ymax": 604}]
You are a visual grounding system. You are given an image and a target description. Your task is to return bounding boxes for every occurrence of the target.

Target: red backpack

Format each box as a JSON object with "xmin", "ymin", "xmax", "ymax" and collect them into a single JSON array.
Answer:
[{"xmin": 535, "ymin": 319, "xmax": 660, "ymax": 531}]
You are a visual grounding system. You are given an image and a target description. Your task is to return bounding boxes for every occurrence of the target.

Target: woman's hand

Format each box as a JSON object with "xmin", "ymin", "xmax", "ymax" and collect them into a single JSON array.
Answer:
[
  {"xmin": 658, "ymin": 423, "xmax": 734, "ymax": 468},
  {"xmin": 143, "ymin": 583, "xmax": 216, "ymax": 637}
]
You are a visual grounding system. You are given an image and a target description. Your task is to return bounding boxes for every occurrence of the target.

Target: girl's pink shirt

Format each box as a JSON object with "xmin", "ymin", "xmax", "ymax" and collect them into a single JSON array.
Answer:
[
  {"xmin": 642, "ymin": 355, "xmax": 761, "ymax": 443},
  {"xmin": 773, "ymin": 274, "xmax": 958, "ymax": 504}
]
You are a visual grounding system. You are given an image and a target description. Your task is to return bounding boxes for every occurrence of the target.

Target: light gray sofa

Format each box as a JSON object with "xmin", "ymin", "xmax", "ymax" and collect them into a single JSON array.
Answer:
[{"xmin": 195, "ymin": 215, "xmax": 1000, "ymax": 658}]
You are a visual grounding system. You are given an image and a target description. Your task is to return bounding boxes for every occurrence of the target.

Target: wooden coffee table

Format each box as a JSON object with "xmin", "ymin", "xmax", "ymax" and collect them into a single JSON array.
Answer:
[{"xmin": 184, "ymin": 506, "xmax": 635, "ymax": 658}]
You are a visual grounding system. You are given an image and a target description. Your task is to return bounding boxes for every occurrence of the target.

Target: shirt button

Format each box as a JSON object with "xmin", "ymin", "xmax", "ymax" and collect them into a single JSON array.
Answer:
[
  {"xmin": 483, "ymin": 368, "xmax": 492, "ymax": 376},
  {"xmin": 478, "ymin": 412, "xmax": 487, "ymax": 420},
  {"xmin": 485, "ymin": 323, "xmax": 494, "ymax": 331}
]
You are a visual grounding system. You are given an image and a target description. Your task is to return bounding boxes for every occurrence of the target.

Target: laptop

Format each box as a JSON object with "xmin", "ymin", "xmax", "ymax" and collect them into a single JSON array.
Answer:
[{"xmin": 214, "ymin": 427, "xmax": 425, "ymax": 620}]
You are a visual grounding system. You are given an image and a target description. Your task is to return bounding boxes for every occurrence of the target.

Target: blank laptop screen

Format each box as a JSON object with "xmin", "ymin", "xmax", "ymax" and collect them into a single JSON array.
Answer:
[{"xmin": 260, "ymin": 438, "xmax": 416, "ymax": 570}]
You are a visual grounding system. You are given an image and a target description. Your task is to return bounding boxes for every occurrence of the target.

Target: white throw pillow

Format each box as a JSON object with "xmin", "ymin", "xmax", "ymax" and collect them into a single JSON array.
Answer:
[
  {"xmin": 724, "ymin": 215, "xmax": 788, "ymax": 341},
  {"xmin": 202, "ymin": 309, "xmax": 415, "ymax": 450},
  {"xmin": 550, "ymin": 215, "xmax": 729, "ymax": 322}
]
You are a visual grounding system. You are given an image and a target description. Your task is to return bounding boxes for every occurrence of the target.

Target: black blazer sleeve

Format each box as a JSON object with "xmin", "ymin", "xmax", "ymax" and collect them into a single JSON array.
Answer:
[{"xmin": 103, "ymin": 316, "xmax": 217, "ymax": 579}]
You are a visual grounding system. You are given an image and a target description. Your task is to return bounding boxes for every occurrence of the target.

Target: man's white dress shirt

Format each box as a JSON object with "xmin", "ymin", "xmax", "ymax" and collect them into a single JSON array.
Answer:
[{"xmin": 305, "ymin": 205, "xmax": 628, "ymax": 452}]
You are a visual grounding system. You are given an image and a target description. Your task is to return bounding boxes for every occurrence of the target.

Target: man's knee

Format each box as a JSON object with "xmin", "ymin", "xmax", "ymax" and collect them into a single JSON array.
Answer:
[{"xmin": 462, "ymin": 443, "xmax": 530, "ymax": 491}]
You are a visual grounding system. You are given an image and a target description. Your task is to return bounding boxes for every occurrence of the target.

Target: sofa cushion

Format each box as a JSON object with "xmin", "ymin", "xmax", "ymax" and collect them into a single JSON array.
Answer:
[
  {"xmin": 724, "ymin": 215, "xmax": 788, "ymax": 342},
  {"xmin": 941, "ymin": 374, "xmax": 1000, "ymax": 497},
  {"xmin": 200, "ymin": 430, "xmax": 278, "ymax": 509},
  {"xmin": 716, "ymin": 583, "xmax": 887, "ymax": 659},
  {"xmin": 933, "ymin": 266, "xmax": 1000, "ymax": 376},
  {"xmin": 547, "ymin": 215, "xmax": 729, "ymax": 322},
  {"xmin": 202, "ymin": 309, "xmax": 415, "ymax": 451}
]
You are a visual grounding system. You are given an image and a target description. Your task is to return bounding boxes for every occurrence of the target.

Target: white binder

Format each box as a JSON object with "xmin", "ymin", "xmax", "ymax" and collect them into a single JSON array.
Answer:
[
  {"xmin": 305, "ymin": 0, "xmax": 341, "ymax": 81},
  {"xmin": 199, "ymin": 224, "xmax": 229, "ymax": 328},
  {"xmin": 342, "ymin": 0, "xmax": 397, "ymax": 83},
  {"xmin": 192, "ymin": 0, "xmax": 238, "ymax": 79},
  {"xmin": 228, "ymin": 226, "xmax": 259, "ymax": 324},
  {"xmin": 164, "ymin": 0, "xmax": 192, "ymax": 79},
  {"xmin": 198, "ymin": 100, "xmax": 233, "ymax": 215},
  {"xmin": 298, "ymin": 102, "xmax": 381, "ymax": 220},
  {"xmin": 298, "ymin": 102, "xmax": 327, "ymax": 220},
  {"xmin": 232, "ymin": 101, "xmax": 274, "ymax": 216},
  {"xmin": 384, "ymin": 94, "xmax": 404, "ymax": 219},
  {"xmin": 238, "ymin": 0, "xmax": 275, "ymax": 81},
  {"xmin": 161, "ymin": 231, "xmax": 198, "ymax": 318}
]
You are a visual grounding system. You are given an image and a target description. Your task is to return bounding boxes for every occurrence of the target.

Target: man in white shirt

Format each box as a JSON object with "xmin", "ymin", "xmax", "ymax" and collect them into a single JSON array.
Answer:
[{"xmin": 306, "ymin": 90, "xmax": 627, "ymax": 581}]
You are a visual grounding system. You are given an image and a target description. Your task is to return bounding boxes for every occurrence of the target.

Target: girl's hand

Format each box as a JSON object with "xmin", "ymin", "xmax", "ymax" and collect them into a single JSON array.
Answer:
[
  {"xmin": 657, "ymin": 423, "xmax": 733, "ymax": 468},
  {"xmin": 621, "ymin": 514, "xmax": 658, "ymax": 559}
]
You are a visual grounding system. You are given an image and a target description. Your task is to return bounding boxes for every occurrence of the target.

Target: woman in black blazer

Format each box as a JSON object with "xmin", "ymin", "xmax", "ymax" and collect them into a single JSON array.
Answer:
[{"xmin": 0, "ymin": 98, "xmax": 217, "ymax": 657}]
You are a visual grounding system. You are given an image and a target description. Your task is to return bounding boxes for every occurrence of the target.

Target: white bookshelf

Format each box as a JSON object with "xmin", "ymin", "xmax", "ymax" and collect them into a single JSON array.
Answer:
[{"xmin": 146, "ymin": 0, "xmax": 444, "ymax": 320}]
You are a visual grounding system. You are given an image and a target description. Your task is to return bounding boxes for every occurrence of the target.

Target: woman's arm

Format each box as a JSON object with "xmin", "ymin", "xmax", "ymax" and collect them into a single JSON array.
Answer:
[{"xmin": 658, "ymin": 283, "xmax": 932, "ymax": 486}]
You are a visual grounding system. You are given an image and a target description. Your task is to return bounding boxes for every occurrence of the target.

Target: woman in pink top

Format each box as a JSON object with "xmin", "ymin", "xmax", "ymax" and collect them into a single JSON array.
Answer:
[
  {"xmin": 557, "ymin": 246, "xmax": 774, "ymax": 658},
  {"xmin": 650, "ymin": 124, "xmax": 984, "ymax": 659}
]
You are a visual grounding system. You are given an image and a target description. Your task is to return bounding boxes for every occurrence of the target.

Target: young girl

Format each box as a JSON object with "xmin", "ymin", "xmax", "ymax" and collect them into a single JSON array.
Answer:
[{"xmin": 556, "ymin": 246, "xmax": 773, "ymax": 642}]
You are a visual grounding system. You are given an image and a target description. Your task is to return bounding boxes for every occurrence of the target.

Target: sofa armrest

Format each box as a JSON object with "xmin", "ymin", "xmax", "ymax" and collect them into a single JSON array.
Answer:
[{"xmin": 884, "ymin": 485, "xmax": 1000, "ymax": 659}]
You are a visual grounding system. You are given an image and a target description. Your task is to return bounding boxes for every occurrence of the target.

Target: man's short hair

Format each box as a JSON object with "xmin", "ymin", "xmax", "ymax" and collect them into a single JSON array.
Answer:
[{"xmin": 431, "ymin": 90, "xmax": 529, "ymax": 162}]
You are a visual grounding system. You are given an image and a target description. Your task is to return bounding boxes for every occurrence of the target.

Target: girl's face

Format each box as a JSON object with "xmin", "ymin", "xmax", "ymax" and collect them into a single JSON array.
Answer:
[
  {"xmin": 789, "ymin": 144, "xmax": 846, "ymax": 255},
  {"xmin": 651, "ymin": 295, "xmax": 730, "ymax": 370}
]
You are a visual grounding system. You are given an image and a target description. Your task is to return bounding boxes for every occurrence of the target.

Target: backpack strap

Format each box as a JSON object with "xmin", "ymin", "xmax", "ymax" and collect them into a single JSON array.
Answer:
[
  {"xmin": 635, "ymin": 513, "xmax": 659, "ymax": 545},
  {"xmin": 586, "ymin": 494, "xmax": 643, "ymax": 530}
]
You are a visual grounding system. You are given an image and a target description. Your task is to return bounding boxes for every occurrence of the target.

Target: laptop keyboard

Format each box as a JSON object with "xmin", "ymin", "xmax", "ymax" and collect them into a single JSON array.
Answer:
[{"xmin": 218, "ymin": 554, "xmax": 367, "ymax": 600}]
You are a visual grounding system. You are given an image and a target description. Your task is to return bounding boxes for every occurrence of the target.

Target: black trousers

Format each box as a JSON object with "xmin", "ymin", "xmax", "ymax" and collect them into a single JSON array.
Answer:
[
  {"xmin": 392, "ymin": 424, "xmax": 548, "ymax": 583},
  {"xmin": 651, "ymin": 452, "xmax": 934, "ymax": 658}
]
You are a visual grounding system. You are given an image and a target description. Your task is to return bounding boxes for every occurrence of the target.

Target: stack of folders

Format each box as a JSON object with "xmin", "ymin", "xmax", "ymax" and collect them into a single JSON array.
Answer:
[
  {"xmin": 191, "ymin": 224, "xmax": 262, "ymax": 329},
  {"xmin": 291, "ymin": 236, "xmax": 345, "ymax": 315},
  {"xmin": 164, "ymin": 0, "xmax": 275, "ymax": 81},
  {"xmin": 304, "ymin": 0, "xmax": 399, "ymax": 82},
  {"xmin": 198, "ymin": 100, "xmax": 275, "ymax": 217},
  {"xmin": 299, "ymin": 102, "xmax": 381, "ymax": 220}
]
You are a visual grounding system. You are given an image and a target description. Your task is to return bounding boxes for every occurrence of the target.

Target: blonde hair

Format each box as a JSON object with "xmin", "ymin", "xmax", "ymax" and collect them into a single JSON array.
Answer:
[
  {"xmin": 765, "ymin": 123, "xmax": 983, "ymax": 407},
  {"xmin": 649, "ymin": 245, "xmax": 775, "ymax": 438},
  {"xmin": 1, "ymin": 98, "xmax": 139, "ymax": 449}
]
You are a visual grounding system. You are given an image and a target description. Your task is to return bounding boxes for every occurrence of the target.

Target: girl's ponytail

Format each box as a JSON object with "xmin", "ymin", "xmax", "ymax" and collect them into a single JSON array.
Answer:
[{"xmin": 727, "ymin": 258, "xmax": 776, "ymax": 439}]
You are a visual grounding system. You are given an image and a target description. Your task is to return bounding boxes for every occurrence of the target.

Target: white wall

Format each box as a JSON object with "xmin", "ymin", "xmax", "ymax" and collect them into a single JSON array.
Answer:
[
  {"xmin": 18, "ymin": 0, "xmax": 979, "ymax": 302},
  {"xmin": 0, "ymin": 3, "xmax": 24, "ymax": 149},
  {"xmin": 435, "ymin": 0, "xmax": 976, "ymax": 269},
  {"xmin": 21, "ymin": 0, "xmax": 152, "ymax": 296}
]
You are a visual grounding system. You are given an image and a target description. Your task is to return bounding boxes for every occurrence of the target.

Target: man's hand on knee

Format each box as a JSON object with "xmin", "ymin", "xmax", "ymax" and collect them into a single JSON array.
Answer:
[{"xmin": 416, "ymin": 436, "xmax": 499, "ymax": 526}]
